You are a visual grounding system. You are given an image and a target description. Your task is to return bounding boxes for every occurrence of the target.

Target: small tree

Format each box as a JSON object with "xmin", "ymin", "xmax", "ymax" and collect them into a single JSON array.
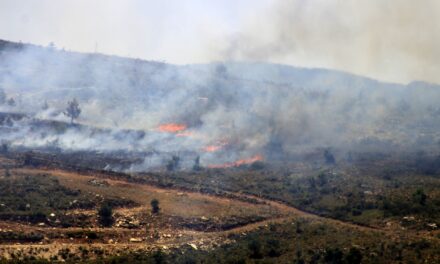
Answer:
[
  {"xmin": 7, "ymin": 98, "xmax": 15, "ymax": 107},
  {"xmin": 324, "ymin": 248, "xmax": 343, "ymax": 264},
  {"xmin": 295, "ymin": 249, "xmax": 305, "ymax": 264},
  {"xmin": 0, "ymin": 142, "xmax": 8, "ymax": 154},
  {"xmin": 267, "ymin": 239, "xmax": 281, "ymax": 257},
  {"xmin": 98, "ymin": 203, "xmax": 113, "ymax": 227},
  {"xmin": 324, "ymin": 149, "xmax": 335, "ymax": 164},
  {"xmin": 345, "ymin": 247, "xmax": 363, "ymax": 264},
  {"xmin": 64, "ymin": 98, "xmax": 81, "ymax": 124},
  {"xmin": 23, "ymin": 153, "xmax": 34, "ymax": 166},
  {"xmin": 166, "ymin": 155, "xmax": 180, "ymax": 172},
  {"xmin": 42, "ymin": 101, "xmax": 49, "ymax": 110},
  {"xmin": 248, "ymin": 238, "xmax": 262, "ymax": 259},
  {"xmin": 413, "ymin": 189, "xmax": 427, "ymax": 206},
  {"xmin": 48, "ymin": 42, "xmax": 55, "ymax": 50},
  {"xmin": 152, "ymin": 250, "xmax": 165, "ymax": 264},
  {"xmin": 151, "ymin": 199, "xmax": 160, "ymax": 214},
  {"xmin": 193, "ymin": 156, "xmax": 201, "ymax": 171},
  {"xmin": 0, "ymin": 88, "xmax": 5, "ymax": 104}
]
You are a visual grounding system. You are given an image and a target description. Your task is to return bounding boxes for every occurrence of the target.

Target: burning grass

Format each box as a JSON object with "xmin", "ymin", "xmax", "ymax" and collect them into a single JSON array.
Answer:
[
  {"xmin": 157, "ymin": 123, "xmax": 187, "ymax": 133},
  {"xmin": 208, "ymin": 154, "xmax": 264, "ymax": 169}
]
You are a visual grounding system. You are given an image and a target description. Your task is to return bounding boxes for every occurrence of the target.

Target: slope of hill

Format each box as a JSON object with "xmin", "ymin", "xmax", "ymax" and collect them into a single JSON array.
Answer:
[{"xmin": 1, "ymin": 39, "xmax": 440, "ymax": 171}]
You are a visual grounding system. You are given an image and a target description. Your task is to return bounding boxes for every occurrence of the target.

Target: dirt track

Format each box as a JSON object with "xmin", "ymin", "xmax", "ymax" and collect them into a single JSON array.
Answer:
[
  {"xmin": 15, "ymin": 168, "xmax": 381, "ymax": 233},
  {"xmin": 0, "ymin": 168, "xmax": 391, "ymax": 260}
]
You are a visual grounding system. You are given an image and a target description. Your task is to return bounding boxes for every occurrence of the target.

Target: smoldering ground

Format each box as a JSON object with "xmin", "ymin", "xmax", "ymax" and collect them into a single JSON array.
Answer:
[{"xmin": 0, "ymin": 38, "xmax": 440, "ymax": 171}]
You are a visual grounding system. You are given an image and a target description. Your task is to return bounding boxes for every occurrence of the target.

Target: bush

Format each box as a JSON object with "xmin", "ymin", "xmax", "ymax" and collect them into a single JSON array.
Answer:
[
  {"xmin": 324, "ymin": 247, "xmax": 343, "ymax": 264},
  {"xmin": 413, "ymin": 189, "xmax": 427, "ymax": 206},
  {"xmin": 345, "ymin": 247, "xmax": 362, "ymax": 264},
  {"xmin": 248, "ymin": 238, "xmax": 263, "ymax": 259},
  {"xmin": 151, "ymin": 199, "xmax": 160, "ymax": 214},
  {"xmin": 250, "ymin": 161, "xmax": 265, "ymax": 170},
  {"xmin": 98, "ymin": 203, "xmax": 114, "ymax": 227}
]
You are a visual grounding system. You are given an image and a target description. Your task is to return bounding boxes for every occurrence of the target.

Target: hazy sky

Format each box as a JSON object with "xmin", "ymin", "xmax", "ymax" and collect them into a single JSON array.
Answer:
[{"xmin": 1, "ymin": 0, "xmax": 439, "ymax": 84}]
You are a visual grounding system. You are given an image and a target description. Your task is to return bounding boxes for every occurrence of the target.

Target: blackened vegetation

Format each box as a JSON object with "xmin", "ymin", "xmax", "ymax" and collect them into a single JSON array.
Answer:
[
  {"xmin": 4, "ymin": 149, "xmax": 440, "ymax": 229},
  {"xmin": 63, "ymin": 99, "xmax": 81, "ymax": 124},
  {"xmin": 179, "ymin": 215, "xmax": 265, "ymax": 232},
  {"xmin": 0, "ymin": 112, "xmax": 26, "ymax": 126},
  {"xmin": 134, "ymin": 151, "xmax": 440, "ymax": 228},
  {"xmin": 87, "ymin": 218, "xmax": 438, "ymax": 264},
  {"xmin": 324, "ymin": 149, "xmax": 336, "ymax": 165},
  {"xmin": 414, "ymin": 153, "xmax": 440, "ymax": 175},
  {"xmin": 192, "ymin": 156, "xmax": 201, "ymax": 171},
  {"xmin": 166, "ymin": 155, "xmax": 180, "ymax": 172},
  {"xmin": 98, "ymin": 203, "xmax": 114, "ymax": 227},
  {"xmin": 0, "ymin": 39, "xmax": 26, "ymax": 51},
  {"xmin": 15, "ymin": 150, "xmax": 144, "ymax": 172},
  {"xmin": 0, "ymin": 152, "xmax": 439, "ymax": 263},
  {"xmin": 0, "ymin": 174, "xmax": 92, "ymax": 220},
  {"xmin": 150, "ymin": 199, "xmax": 160, "ymax": 214},
  {"xmin": 0, "ymin": 231, "xmax": 44, "ymax": 243},
  {"xmin": 0, "ymin": 173, "xmax": 136, "ymax": 226}
]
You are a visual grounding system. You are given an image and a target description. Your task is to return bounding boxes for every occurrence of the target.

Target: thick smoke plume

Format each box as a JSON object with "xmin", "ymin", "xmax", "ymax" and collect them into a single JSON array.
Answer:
[
  {"xmin": 212, "ymin": 0, "xmax": 440, "ymax": 84},
  {"xmin": 0, "ymin": 40, "xmax": 440, "ymax": 171}
]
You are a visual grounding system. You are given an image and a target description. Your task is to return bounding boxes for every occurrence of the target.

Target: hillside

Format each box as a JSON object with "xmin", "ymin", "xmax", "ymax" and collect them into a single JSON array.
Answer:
[
  {"xmin": 1, "ymin": 39, "xmax": 440, "ymax": 170},
  {"xmin": 0, "ymin": 39, "xmax": 440, "ymax": 263}
]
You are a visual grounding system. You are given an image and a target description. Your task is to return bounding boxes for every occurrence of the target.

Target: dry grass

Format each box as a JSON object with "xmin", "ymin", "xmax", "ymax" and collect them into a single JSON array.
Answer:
[{"xmin": 15, "ymin": 168, "xmax": 284, "ymax": 220}]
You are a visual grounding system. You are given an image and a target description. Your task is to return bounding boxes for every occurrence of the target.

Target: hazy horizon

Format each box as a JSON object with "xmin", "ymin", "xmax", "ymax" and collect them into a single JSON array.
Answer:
[{"xmin": 1, "ymin": 0, "xmax": 439, "ymax": 85}]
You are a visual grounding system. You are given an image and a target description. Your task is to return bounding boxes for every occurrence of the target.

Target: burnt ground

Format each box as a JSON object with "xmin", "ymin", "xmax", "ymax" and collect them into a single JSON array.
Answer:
[
  {"xmin": 0, "ymin": 151, "xmax": 439, "ymax": 262},
  {"xmin": 0, "ymin": 153, "xmax": 294, "ymax": 260}
]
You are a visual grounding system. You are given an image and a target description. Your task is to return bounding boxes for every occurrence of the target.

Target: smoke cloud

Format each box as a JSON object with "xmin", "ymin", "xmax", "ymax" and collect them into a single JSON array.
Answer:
[
  {"xmin": 1, "ymin": 1, "xmax": 438, "ymax": 84},
  {"xmin": 210, "ymin": 0, "xmax": 440, "ymax": 84},
  {"xmin": 1, "ymin": 39, "xmax": 440, "ymax": 172}
]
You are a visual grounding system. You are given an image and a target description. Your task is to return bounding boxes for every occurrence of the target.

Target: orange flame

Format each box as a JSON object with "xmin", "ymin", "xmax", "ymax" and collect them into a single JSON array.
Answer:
[
  {"xmin": 208, "ymin": 154, "xmax": 263, "ymax": 169},
  {"xmin": 157, "ymin": 123, "xmax": 187, "ymax": 133},
  {"xmin": 203, "ymin": 145, "xmax": 222, "ymax": 152},
  {"xmin": 203, "ymin": 139, "xmax": 229, "ymax": 152}
]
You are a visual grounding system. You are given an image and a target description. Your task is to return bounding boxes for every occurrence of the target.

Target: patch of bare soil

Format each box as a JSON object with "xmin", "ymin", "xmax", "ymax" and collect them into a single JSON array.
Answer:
[
  {"xmin": 1, "ymin": 167, "xmax": 432, "ymax": 261},
  {"xmin": 0, "ymin": 168, "xmax": 294, "ymax": 260}
]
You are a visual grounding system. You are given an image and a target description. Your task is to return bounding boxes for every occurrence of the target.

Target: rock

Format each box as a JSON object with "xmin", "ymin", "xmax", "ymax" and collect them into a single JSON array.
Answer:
[
  {"xmin": 427, "ymin": 223, "xmax": 437, "ymax": 229},
  {"xmin": 88, "ymin": 179, "xmax": 110, "ymax": 187},
  {"xmin": 402, "ymin": 216, "xmax": 415, "ymax": 221},
  {"xmin": 108, "ymin": 239, "xmax": 114, "ymax": 244},
  {"xmin": 129, "ymin": 238, "xmax": 143, "ymax": 243},
  {"xmin": 188, "ymin": 243, "xmax": 198, "ymax": 250}
]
